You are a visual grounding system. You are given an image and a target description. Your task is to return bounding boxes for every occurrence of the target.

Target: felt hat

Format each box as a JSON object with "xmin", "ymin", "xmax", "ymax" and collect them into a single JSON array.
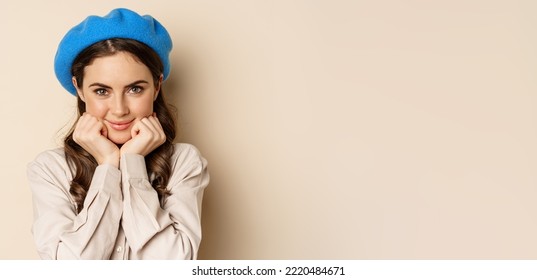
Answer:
[{"xmin": 54, "ymin": 8, "xmax": 173, "ymax": 95}]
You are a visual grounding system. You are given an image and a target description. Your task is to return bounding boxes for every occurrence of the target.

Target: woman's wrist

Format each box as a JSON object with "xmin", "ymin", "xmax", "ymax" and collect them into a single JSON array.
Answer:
[{"xmin": 98, "ymin": 152, "xmax": 120, "ymax": 168}]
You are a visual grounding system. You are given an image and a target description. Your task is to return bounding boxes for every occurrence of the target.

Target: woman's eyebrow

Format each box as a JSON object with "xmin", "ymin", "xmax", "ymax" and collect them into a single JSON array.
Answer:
[
  {"xmin": 125, "ymin": 80, "xmax": 149, "ymax": 88},
  {"xmin": 87, "ymin": 80, "xmax": 149, "ymax": 89},
  {"xmin": 88, "ymin": 82, "xmax": 112, "ymax": 89}
]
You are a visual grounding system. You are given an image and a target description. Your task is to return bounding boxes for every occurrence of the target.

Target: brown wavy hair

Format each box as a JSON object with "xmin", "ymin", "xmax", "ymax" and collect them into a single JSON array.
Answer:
[{"xmin": 63, "ymin": 38, "xmax": 176, "ymax": 213}]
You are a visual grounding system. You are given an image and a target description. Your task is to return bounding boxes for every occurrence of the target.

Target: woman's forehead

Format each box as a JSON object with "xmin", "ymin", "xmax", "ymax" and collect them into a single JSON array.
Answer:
[{"xmin": 83, "ymin": 52, "xmax": 153, "ymax": 86}]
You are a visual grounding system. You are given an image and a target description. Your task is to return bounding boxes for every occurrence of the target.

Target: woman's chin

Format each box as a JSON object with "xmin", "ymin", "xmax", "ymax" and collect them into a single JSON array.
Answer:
[{"xmin": 108, "ymin": 134, "xmax": 131, "ymax": 145}]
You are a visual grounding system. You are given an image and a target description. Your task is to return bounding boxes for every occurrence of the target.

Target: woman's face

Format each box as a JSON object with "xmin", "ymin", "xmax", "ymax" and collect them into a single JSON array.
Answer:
[{"xmin": 74, "ymin": 51, "xmax": 160, "ymax": 145}]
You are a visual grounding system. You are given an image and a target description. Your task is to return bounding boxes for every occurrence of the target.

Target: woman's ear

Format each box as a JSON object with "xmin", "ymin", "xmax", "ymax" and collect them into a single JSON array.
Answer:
[
  {"xmin": 72, "ymin": 77, "xmax": 85, "ymax": 102},
  {"xmin": 154, "ymin": 74, "xmax": 163, "ymax": 101}
]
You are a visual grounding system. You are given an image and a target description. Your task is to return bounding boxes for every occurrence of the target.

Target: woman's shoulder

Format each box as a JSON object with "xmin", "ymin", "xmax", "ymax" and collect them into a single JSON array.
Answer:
[
  {"xmin": 169, "ymin": 143, "xmax": 208, "ymax": 176},
  {"xmin": 167, "ymin": 143, "xmax": 209, "ymax": 189},
  {"xmin": 29, "ymin": 148, "xmax": 67, "ymax": 168},
  {"xmin": 27, "ymin": 148, "xmax": 72, "ymax": 188},
  {"xmin": 171, "ymin": 143, "xmax": 207, "ymax": 166}
]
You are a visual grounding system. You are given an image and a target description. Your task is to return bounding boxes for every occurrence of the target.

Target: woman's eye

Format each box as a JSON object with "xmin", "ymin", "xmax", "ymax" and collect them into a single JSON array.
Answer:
[
  {"xmin": 94, "ymin": 89, "xmax": 108, "ymax": 96},
  {"xmin": 130, "ymin": 86, "xmax": 143, "ymax": 94}
]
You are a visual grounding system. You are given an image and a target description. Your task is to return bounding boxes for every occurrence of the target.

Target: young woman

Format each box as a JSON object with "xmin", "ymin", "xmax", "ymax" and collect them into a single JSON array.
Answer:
[{"xmin": 27, "ymin": 8, "xmax": 209, "ymax": 259}]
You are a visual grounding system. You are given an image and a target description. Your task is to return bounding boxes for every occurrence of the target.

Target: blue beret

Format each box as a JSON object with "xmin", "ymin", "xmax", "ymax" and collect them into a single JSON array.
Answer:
[{"xmin": 54, "ymin": 8, "xmax": 173, "ymax": 95}]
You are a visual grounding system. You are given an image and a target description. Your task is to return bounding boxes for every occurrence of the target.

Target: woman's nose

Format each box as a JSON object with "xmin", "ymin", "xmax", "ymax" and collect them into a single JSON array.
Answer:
[{"xmin": 111, "ymin": 96, "xmax": 129, "ymax": 116}]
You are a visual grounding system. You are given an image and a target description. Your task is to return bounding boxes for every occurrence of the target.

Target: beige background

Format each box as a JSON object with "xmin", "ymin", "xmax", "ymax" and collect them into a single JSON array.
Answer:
[{"xmin": 2, "ymin": 0, "xmax": 537, "ymax": 259}]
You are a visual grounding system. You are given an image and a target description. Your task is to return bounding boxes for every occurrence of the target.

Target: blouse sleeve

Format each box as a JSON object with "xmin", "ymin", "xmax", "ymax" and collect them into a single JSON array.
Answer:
[
  {"xmin": 120, "ymin": 144, "xmax": 209, "ymax": 259},
  {"xmin": 27, "ymin": 152, "xmax": 123, "ymax": 259}
]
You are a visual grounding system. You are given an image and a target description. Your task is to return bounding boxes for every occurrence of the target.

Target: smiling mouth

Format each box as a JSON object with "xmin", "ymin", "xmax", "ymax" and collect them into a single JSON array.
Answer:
[{"xmin": 106, "ymin": 120, "xmax": 133, "ymax": 131}]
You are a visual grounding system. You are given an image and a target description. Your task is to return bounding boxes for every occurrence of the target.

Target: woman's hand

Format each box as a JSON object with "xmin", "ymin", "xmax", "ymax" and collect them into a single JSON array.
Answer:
[
  {"xmin": 120, "ymin": 113, "xmax": 166, "ymax": 157},
  {"xmin": 73, "ymin": 113, "xmax": 120, "ymax": 168}
]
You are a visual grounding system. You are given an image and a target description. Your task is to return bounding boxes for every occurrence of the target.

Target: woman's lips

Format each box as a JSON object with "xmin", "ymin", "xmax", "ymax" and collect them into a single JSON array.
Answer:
[{"xmin": 106, "ymin": 120, "xmax": 133, "ymax": 131}]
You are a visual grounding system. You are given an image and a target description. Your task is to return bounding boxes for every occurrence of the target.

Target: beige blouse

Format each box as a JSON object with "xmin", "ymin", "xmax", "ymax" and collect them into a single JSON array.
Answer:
[{"xmin": 27, "ymin": 143, "xmax": 209, "ymax": 260}]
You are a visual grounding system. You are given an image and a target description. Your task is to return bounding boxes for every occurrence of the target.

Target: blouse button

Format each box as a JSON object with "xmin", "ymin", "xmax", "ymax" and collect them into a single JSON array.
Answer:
[{"xmin": 116, "ymin": 246, "xmax": 123, "ymax": 253}]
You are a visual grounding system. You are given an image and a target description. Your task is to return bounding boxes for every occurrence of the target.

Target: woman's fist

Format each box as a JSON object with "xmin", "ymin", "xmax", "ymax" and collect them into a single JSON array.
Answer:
[
  {"xmin": 73, "ymin": 113, "xmax": 120, "ymax": 167},
  {"xmin": 120, "ymin": 113, "xmax": 166, "ymax": 157}
]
